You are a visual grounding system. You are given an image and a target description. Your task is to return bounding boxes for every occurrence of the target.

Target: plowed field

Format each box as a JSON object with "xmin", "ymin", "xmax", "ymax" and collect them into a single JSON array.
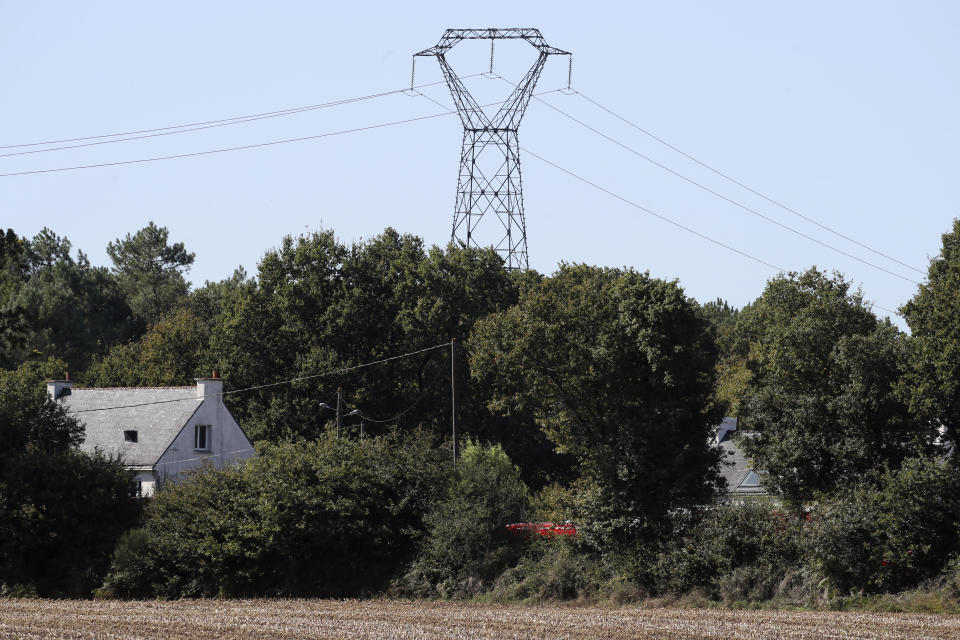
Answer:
[{"xmin": 2, "ymin": 599, "xmax": 958, "ymax": 639}]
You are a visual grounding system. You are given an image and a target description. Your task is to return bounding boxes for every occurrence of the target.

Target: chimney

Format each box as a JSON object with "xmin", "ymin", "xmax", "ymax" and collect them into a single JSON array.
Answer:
[
  {"xmin": 46, "ymin": 375, "xmax": 73, "ymax": 401},
  {"xmin": 195, "ymin": 372, "xmax": 224, "ymax": 401}
]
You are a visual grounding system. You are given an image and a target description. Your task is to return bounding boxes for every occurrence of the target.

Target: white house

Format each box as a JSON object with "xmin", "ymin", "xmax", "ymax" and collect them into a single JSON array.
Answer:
[{"xmin": 47, "ymin": 376, "xmax": 254, "ymax": 496}]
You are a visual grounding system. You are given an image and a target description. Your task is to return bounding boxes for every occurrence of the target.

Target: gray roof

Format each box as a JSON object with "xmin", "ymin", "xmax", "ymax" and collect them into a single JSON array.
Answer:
[
  {"xmin": 65, "ymin": 387, "xmax": 203, "ymax": 466},
  {"xmin": 719, "ymin": 436, "xmax": 768, "ymax": 496}
]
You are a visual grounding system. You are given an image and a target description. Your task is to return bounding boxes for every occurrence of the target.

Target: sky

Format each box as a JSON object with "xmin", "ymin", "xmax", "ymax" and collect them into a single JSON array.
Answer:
[{"xmin": 2, "ymin": 1, "xmax": 958, "ymax": 326}]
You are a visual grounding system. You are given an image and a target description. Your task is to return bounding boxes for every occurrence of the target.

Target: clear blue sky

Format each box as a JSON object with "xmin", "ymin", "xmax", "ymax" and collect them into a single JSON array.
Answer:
[{"xmin": 2, "ymin": 1, "xmax": 957, "ymax": 324}]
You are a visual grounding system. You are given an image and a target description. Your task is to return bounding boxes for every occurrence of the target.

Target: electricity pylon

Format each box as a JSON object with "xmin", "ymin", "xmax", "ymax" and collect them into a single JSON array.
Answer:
[{"xmin": 413, "ymin": 28, "xmax": 570, "ymax": 269}]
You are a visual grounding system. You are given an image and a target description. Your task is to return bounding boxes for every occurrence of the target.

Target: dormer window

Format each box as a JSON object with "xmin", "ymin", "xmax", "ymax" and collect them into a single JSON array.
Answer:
[
  {"xmin": 194, "ymin": 424, "xmax": 211, "ymax": 451},
  {"xmin": 123, "ymin": 430, "xmax": 138, "ymax": 443}
]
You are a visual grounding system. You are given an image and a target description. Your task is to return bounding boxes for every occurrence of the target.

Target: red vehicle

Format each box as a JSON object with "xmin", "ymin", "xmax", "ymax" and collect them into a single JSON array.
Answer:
[{"xmin": 505, "ymin": 521, "xmax": 577, "ymax": 537}]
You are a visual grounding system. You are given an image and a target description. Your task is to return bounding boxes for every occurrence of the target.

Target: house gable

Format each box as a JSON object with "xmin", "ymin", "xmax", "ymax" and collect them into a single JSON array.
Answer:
[{"xmin": 57, "ymin": 379, "xmax": 254, "ymax": 481}]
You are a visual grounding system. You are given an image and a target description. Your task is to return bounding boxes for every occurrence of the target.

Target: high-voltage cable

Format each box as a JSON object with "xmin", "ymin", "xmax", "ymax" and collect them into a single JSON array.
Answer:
[
  {"xmin": 0, "ymin": 77, "xmax": 471, "ymax": 151},
  {"xmin": 570, "ymin": 89, "xmax": 925, "ymax": 276},
  {"xmin": 520, "ymin": 145, "xmax": 901, "ymax": 317},
  {"xmin": 504, "ymin": 77, "xmax": 919, "ymax": 286},
  {"xmin": 0, "ymin": 90, "xmax": 563, "ymax": 178}
]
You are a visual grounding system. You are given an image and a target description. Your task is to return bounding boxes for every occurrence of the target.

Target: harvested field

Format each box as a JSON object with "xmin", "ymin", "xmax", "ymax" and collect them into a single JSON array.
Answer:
[{"xmin": 1, "ymin": 599, "xmax": 959, "ymax": 640}]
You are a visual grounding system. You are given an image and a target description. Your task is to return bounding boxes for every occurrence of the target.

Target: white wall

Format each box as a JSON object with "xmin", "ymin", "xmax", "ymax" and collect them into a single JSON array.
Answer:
[{"xmin": 153, "ymin": 389, "xmax": 254, "ymax": 481}]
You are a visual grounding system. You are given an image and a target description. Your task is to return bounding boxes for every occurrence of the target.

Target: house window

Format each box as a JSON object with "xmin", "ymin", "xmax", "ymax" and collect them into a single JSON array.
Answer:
[
  {"xmin": 194, "ymin": 424, "xmax": 211, "ymax": 451},
  {"xmin": 739, "ymin": 469, "xmax": 762, "ymax": 488},
  {"xmin": 123, "ymin": 430, "xmax": 138, "ymax": 443}
]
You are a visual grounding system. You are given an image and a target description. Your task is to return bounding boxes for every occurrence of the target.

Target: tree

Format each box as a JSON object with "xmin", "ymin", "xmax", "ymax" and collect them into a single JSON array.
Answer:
[
  {"xmin": 210, "ymin": 228, "xmax": 520, "ymax": 444},
  {"xmin": 82, "ymin": 308, "xmax": 212, "ymax": 387},
  {"xmin": 901, "ymin": 218, "xmax": 960, "ymax": 458},
  {"xmin": 0, "ymin": 359, "xmax": 139, "ymax": 596},
  {"xmin": 470, "ymin": 264, "xmax": 724, "ymax": 545},
  {"xmin": 1, "ymin": 228, "xmax": 136, "ymax": 370},
  {"xmin": 107, "ymin": 221, "xmax": 195, "ymax": 323},
  {"xmin": 0, "ymin": 358, "xmax": 82, "ymax": 457},
  {"xmin": 733, "ymin": 268, "xmax": 928, "ymax": 503}
]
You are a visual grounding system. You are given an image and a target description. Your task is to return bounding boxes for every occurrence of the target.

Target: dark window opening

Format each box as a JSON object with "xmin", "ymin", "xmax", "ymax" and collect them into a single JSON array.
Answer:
[
  {"xmin": 195, "ymin": 424, "xmax": 210, "ymax": 451},
  {"xmin": 123, "ymin": 430, "xmax": 138, "ymax": 443}
]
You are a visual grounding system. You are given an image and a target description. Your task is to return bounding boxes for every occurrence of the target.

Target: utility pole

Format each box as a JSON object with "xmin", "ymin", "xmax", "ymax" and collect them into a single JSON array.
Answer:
[
  {"xmin": 336, "ymin": 387, "xmax": 342, "ymax": 439},
  {"xmin": 451, "ymin": 338, "xmax": 457, "ymax": 470},
  {"xmin": 413, "ymin": 28, "xmax": 571, "ymax": 270}
]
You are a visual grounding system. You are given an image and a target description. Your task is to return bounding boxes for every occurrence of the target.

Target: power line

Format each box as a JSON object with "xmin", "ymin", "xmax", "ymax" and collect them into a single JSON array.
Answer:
[
  {"xmin": 570, "ymin": 88, "xmax": 925, "ymax": 276},
  {"xmin": 501, "ymin": 77, "xmax": 920, "ymax": 286},
  {"xmin": 519, "ymin": 145, "xmax": 903, "ymax": 317},
  {"xmin": 0, "ymin": 89, "xmax": 561, "ymax": 179},
  {"xmin": 154, "ymin": 446, "xmax": 256, "ymax": 468},
  {"xmin": 0, "ymin": 76, "xmax": 470, "ymax": 151},
  {"xmin": 415, "ymin": 87, "xmax": 905, "ymax": 315},
  {"xmin": 339, "ymin": 359, "xmax": 448, "ymax": 424},
  {"xmin": 67, "ymin": 343, "xmax": 449, "ymax": 414}
]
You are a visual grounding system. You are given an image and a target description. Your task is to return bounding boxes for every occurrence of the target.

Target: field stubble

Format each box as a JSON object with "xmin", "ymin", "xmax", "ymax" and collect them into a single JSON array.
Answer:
[{"xmin": 1, "ymin": 599, "xmax": 959, "ymax": 639}]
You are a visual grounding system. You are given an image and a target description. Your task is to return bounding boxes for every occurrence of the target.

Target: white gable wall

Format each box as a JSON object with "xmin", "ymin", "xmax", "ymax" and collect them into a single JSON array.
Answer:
[{"xmin": 153, "ymin": 389, "xmax": 254, "ymax": 484}]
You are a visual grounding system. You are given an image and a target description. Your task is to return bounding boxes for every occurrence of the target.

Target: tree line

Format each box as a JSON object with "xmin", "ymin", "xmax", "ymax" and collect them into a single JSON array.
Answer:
[{"xmin": 1, "ymin": 219, "xmax": 959, "ymax": 605}]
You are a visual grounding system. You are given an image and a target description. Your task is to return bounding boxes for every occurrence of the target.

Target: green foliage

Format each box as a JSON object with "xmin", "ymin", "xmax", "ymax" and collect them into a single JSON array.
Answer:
[
  {"xmin": 115, "ymin": 431, "xmax": 450, "ymax": 598},
  {"xmin": 807, "ymin": 457, "xmax": 960, "ymax": 594},
  {"xmin": 107, "ymin": 221, "xmax": 195, "ymax": 323},
  {"xmin": 490, "ymin": 538, "xmax": 610, "ymax": 602},
  {"xmin": 0, "ymin": 450, "xmax": 139, "ymax": 597},
  {"xmin": 209, "ymin": 229, "xmax": 521, "ymax": 448},
  {"xmin": 399, "ymin": 440, "xmax": 531, "ymax": 598},
  {"xmin": 470, "ymin": 264, "xmax": 724, "ymax": 545},
  {"xmin": 0, "ymin": 359, "xmax": 139, "ymax": 597},
  {"xmin": 701, "ymin": 297, "xmax": 740, "ymax": 339},
  {"xmin": 733, "ymin": 268, "xmax": 928, "ymax": 503},
  {"xmin": 0, "ymin": 358, "xmax": 82, "ymax": 457},
  {"xmin": 651, "ymin": 501, "xmax": 806, "ymax": 600},
  {"xmin": 901, "ymin": 218, "xmax": 960, "ymax": 457},
  {"xmin": 0, "ymin": 228, "xmax": 136, "ymax": 370},
  {"xmin": 97, "ymin": 529, "xmax": 154, "ymax": 599},
  {"xmin": 83, "ymin": 308, "xmax": 213, "ymax": 387}
]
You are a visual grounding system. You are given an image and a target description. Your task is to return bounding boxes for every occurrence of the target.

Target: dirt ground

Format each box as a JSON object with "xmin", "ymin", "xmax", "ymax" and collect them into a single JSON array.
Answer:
[{"xmin": 2, "ymin": 598, "xmax": 959, "ymax": 639}]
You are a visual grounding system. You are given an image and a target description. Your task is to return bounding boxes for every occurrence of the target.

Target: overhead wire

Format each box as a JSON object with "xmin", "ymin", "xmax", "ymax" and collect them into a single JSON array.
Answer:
[
  {"xmin": 67, "ymin": 342, "xmax": 450, "ymax": 414},
  {"xmin": 0, "ymin": 76, "xmax": 474, "ymax": 152},
  {"xmin": 491, "ymin": 75, "xmax": 919, "ymax": 286},
  {"xmin": 570, "ymin": 88, "xmax": 925, "ymax": 276},
  {"xmin": 414, "ymin": 85, "xmax": 902, "ymax": 316},
  {"xmin": 520, "ymin": 143, "xmax": 901, "ymax": 317},
  {"xmin": 0, "ymin": 88, "xmax": 563, "ymax": 179},
  {"xmin": 338, "ymin": 359, "xmax": 448, "ymax": 424}
]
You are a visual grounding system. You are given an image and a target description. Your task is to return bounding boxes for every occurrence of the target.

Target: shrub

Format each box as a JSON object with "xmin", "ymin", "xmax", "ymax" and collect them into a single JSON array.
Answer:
[
  {"xmin": 97, "ymin": 529, "xmax": 154, "ymax": 599},
  {"xmin": 650, "ymin": 500, "xmax": 806, "ymax": 600},
  {"xmin": 398, "ymin": 440, "xmax": 531, "ymax": 598},
  {"xmin": 109, "ymin": 430, "xmax": 450, "ymax": 598},
  {"xmin": 807, "ymin": 457, "xmax": 960, "ymax": 594},
  {"xmin": 489, "ymin": 538, "xmax": 610, "ymax": 602},
  {"xmin": 0, "ymin": 450, "xmax": 140, "ymax": 597}
]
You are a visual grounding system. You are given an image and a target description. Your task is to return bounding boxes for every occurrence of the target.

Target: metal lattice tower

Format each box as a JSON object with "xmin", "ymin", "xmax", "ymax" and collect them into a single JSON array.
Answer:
[{"xmin": 414, "ymin": 28, "xmax": 570, "ymax": 269}]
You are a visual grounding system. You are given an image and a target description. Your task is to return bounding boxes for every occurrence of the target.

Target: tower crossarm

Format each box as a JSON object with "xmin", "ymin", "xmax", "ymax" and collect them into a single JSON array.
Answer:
[{"xmin": 414, "ymin": 28, "xmax": 569, "ymax": 57}]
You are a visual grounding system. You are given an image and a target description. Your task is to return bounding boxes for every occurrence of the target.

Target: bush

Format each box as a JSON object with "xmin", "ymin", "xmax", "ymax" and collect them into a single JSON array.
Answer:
[
  {"xmin": 649, "ymin": 500, "xmax": 806, "ymax": 600},
  {"xmin": 97, "ymin": 529, "xmax": 154, "ymax": 599},
  {"xmin": 0, "ymin": 450, "xmax": 140, "ymax": 597},
  {"xmin": 398, "ymin": 440, "xmax": 531, "ymax": 598},
  {"xmin": 109, "ymin": 430, "xmax": 450, "ymax": 598},
  {"xmin": 807, "ymin": 457, "xmax": 960, "ymax": 594},
  {"xmin": 489, "ymin": 539, "xmax": 611, "ymax": 602}
]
